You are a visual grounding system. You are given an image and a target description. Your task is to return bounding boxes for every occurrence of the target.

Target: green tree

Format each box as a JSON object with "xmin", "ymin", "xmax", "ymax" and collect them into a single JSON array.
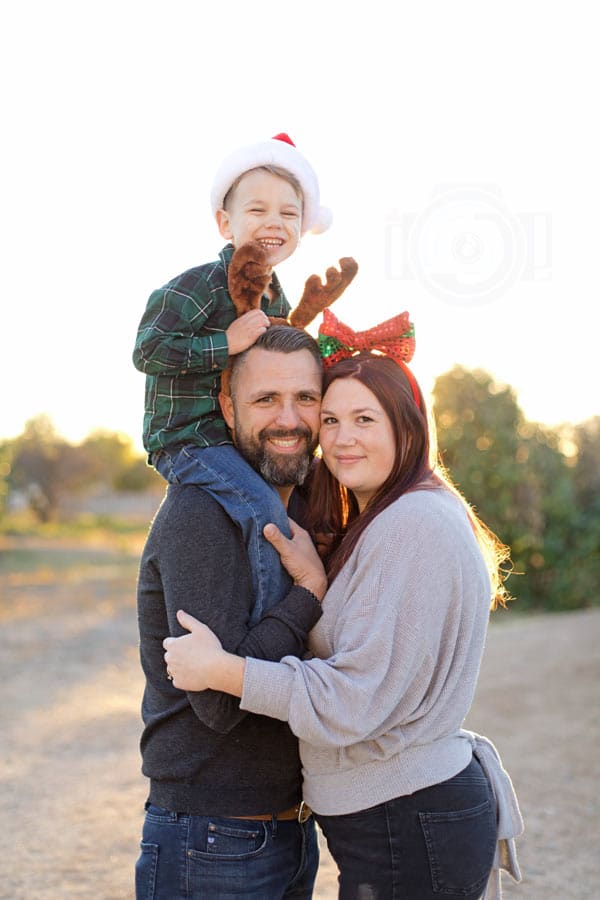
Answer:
[
  {"xmin": 570, "ymin": 416, "xmax": 600, "ymax": 512},
  {"xmin": 79, "ymin": 430, "xmax": 161, "ymax": 492},
  {"xmin": 432, "ymin": 366, "xmax": 594, "ymax": 611},
  {"xmin": 518, "ymin": 423, "xmax": 584, "ymax": 610},
  {"xmin": 9, "ymin": 415, "xmax": 79, "ymax": 521},
  {"xmin": 0, "ymin": 439, "xmax": 13, "ymax": 521},
  {"xmin": 7, "ymin": 419, "xmax": 161, "ymax": 522},
  {"xmin": 559, "ymin": 417, "xmax": 600, "ymax": 606},
  {"xmin": 432, "ymin": 365, "xmax": 526, "ymax": 530}
]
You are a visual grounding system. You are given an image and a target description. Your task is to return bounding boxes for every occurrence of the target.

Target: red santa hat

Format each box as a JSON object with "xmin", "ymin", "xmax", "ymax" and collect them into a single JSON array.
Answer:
[{"xmin": 210, "ymin": 133, "xmax": 332, "ymax": 235}]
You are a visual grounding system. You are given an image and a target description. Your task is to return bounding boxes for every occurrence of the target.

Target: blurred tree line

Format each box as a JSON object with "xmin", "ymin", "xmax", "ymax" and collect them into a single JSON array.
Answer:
[
  {"xmin": 0, "ymin": 414, "xmax": 162, "ymax": 524},
  {"xmin": 433, "ymin": 366, "xmax": 599, "ymax": 612},
  {"xmin": 1, "ymin": 367, "xmax": 598, "ymax": 612}
]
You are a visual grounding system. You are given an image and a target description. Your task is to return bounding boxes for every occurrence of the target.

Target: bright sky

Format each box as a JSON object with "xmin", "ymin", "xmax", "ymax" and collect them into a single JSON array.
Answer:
[{"xmin": 2, "ymin": 1, "xmax": 598, "ymax": 453}]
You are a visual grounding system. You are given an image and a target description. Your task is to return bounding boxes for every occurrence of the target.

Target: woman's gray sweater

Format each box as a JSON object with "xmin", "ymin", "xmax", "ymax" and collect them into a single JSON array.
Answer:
[{"xmin": 242, "ymin": 488, "xmax": 492, "ymax": 813}]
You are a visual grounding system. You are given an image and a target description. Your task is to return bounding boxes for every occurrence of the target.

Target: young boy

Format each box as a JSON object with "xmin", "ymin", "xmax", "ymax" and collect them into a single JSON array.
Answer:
[{"xmin": 133, "ymin": 134, "xmax": 331, "ymax": 623}]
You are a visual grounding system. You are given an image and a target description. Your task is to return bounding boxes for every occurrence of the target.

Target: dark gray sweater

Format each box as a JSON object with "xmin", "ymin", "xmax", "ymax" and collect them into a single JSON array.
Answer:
[{"xmin": 137, "ymin": 484, "xmax": 322, "ymax": 815}]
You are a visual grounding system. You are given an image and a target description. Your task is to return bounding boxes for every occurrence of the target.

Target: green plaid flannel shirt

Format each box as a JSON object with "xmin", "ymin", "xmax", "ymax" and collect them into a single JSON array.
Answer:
[{"xmin": 133, "ymin": 244, "xmax": 291, "ymax": 453}]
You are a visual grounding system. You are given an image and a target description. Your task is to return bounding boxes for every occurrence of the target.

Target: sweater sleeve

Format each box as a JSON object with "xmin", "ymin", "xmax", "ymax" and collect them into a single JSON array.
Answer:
[
  {"xmin": 241, "ymin": 500, "xmax": 475, "ymax": 749},
  {"xmin": 132, "ymin": 284, "xmax": 230, "ymax": 376},
  {"xmin": 139, "ymin": 487, "xmax": 321, "ymax": 734}
]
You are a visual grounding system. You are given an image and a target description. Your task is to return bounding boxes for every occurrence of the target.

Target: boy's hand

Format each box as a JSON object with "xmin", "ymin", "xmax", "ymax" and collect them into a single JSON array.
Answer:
[
  {"xmin": 226, "ymin": 309, "xmax": 270, "ymax": 355},
  {"xmin": 228, "ymin": 241, "xmax": 273, "ymax": 315}
]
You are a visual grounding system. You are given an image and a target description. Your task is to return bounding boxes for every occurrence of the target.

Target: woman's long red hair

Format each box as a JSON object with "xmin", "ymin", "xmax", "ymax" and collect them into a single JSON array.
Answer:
[{"xmin": 308, "ymin": 354, "xmax": 511, "ymax": 608}]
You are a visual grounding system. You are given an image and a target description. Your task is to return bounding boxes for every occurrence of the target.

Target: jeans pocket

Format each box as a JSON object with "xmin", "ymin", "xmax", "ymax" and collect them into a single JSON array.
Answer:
[
  {"xmin": 135, "ymin": 841, "xmax": 158, "ymax": 900},
  {"xmin": 188, "ymin": 820, "xmax": 269, "ymax": 861},
  {"xmin": 419, "ymin": 799, "xmax": 496, "ymax": 895}
]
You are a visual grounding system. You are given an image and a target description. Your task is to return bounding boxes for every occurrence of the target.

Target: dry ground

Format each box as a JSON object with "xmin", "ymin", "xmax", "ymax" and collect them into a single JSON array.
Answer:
[{"xmin": 0, "ymin": 535, "xmax": 599, "ymax": 899}]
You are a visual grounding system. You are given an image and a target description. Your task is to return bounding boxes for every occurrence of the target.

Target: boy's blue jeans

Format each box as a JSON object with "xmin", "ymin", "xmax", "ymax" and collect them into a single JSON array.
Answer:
[
  {"xmin": 152, "ymin": 444, "xmax": 293, "ymax": 624},
  {"xmin": 136, "ymin": 804, "xmax": 319, "ymax": 899}
]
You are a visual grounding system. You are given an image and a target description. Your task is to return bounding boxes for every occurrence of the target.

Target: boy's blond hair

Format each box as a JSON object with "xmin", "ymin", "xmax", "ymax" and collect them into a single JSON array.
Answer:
[{"xmin": 223, "ymin": 165, "xmax": 304, "ymax": 212}]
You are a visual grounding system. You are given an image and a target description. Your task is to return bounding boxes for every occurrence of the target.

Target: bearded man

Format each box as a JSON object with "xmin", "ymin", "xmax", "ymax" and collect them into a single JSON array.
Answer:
[{"xmin": 135, "ymin": 326, "xmax": 325, "ymax": 899}]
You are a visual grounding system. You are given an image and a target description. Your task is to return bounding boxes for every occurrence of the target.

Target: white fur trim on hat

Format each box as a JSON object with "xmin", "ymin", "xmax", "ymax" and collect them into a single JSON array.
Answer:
[{"xmin": 210, "ymin": 134, "xmax": 332, "ymax": 236}]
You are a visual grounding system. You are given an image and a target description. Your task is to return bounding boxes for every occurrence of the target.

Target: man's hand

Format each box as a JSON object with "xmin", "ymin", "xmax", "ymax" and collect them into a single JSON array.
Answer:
[
  {"xmin": 227, "ymin": 241, "xmax": 273, "ymax": 315},
  {"xmin": 264, "ymin": 519, "xmax": 328, "ymax": 601},
  {"xmin": 226, "ymin": 309, "xmax": 270, "ymax": 355}
]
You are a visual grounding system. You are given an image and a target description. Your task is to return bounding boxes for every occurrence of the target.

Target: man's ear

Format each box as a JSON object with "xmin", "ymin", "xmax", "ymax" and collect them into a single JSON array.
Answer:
[
  {"xmin": 219, "ymin": 390, "xmax": 235, "ymax": 429},
  {"xmin": 216, "ymin": 209, "xmax": 233, "ymax": 241}
]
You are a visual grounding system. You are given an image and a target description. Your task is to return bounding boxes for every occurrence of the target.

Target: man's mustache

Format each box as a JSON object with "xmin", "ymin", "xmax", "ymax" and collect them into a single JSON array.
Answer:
[{"xmin": 259, "ymin": 426, "xmax": 312, "ymax": 443}]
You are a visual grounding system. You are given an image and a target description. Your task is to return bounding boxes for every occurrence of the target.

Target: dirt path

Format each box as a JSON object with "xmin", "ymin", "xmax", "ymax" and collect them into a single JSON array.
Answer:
[{"xmin": 1, "ymin": 539, "xmax": 598, "ymax": 898}]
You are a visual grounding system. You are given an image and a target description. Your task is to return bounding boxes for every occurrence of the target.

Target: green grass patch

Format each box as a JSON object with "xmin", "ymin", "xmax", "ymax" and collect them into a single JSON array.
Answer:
[
  {"xmin": 0, "ymin": 513, "xmax": 149, "ymax": 576},
  {"xmin": 0, "ymin": 510, "xmax": 151, "ymax": 540},
  {"xmin": 0, "ymin": 544, "xmax": 141, "ymax": 575}
]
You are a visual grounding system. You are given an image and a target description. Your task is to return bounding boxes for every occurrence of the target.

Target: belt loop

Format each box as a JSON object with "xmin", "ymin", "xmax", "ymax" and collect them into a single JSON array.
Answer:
[
  {"xmin": 298, "ymin": 801, "xmax": 312, "ymax": 824},
  {"xmin": 271, "ymin": 812, "xmax": 278, "ymax": 838}
]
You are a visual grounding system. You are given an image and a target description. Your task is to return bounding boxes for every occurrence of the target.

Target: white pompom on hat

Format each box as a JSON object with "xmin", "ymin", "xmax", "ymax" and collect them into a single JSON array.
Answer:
[{"xmin": 210, "ymin": 133, "xmax": 332, "ymax": 236}]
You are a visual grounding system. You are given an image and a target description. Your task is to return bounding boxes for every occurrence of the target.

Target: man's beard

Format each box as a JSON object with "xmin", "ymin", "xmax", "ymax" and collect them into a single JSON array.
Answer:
[{"xmin": 235, "ymin": 425, "xmax": 316, "ymax": 487}]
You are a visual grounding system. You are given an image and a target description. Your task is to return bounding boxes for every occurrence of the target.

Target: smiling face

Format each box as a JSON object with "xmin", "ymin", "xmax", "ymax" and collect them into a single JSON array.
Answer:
[
  {"xmin": 220, "ymin": 347, "xmax": 322, "ymax": 492},
  {"xmin": 319, "ymin": 377, "xmax": 397, "ymax": 512},
  {"xmin": 216, "ymin": 168, "xmax": 303, "ymax": 268}
]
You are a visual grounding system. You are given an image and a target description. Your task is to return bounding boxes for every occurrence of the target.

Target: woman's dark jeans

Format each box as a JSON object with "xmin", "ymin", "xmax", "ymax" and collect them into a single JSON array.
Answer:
[{"xmin": 316, "ymin": 757, "xmax": 497, "ymax": 900}]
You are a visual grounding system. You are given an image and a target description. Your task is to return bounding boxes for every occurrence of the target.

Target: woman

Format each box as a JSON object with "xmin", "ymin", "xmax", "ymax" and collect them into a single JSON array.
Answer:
[{"xmin": 164, "ymin": 321, "xmax": 522, "ymax": 900}]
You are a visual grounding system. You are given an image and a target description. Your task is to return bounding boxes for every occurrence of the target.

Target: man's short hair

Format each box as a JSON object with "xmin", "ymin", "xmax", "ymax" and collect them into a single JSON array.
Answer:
[{"xmin": 229, "ymin": 326, "xmax": 323, "ymax": 396}]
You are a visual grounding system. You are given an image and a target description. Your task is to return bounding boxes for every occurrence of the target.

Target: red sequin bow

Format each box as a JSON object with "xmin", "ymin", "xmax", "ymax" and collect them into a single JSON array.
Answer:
[{"xmin": 318, "ymin": 308, "xmax": 420, "ymax": 407}]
